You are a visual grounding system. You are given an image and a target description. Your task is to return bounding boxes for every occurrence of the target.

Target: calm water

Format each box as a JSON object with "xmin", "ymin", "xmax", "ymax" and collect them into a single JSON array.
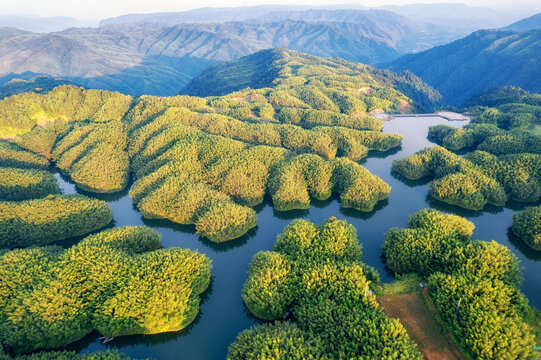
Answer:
[{"xmin": 54, "ymin": 116, "xmax": 541, "ymax": 359}]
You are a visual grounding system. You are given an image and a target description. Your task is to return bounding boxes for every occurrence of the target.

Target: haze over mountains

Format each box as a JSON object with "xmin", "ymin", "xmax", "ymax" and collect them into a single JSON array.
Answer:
[
  {"xmin": 0, "ymin": 7, "xmax": 470, "ymax": 96},
  {"xmin": 0, "ymin": 4, "xmax": 539, "ymax": 102},
  {"xmin": 387, "ymin": 28, "xmax": 541, "ymax": 105}
]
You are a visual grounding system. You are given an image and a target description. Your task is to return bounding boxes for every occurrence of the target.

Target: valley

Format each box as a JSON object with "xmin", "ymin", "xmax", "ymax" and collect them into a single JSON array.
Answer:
[{"xmin": 1, "ymin": 3, "xmax": 541, "ymax": 358}]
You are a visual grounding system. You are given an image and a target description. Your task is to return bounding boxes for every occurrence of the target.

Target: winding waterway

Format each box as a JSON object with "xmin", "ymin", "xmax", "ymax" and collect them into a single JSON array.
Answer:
[{"xmin": 54, "ymin": 116, "xmax": 541, "ymax": 359}]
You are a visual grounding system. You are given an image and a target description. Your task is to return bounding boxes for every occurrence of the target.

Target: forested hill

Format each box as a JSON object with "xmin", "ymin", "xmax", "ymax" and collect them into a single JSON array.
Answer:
[
  {"xmin": 386, "ymin": 29, "xmax": 541, "ymax": 105},
  {"xmin": 0, "ymin": 75, "xmax": 72, "ymax": 100},
  {"xmin": 0, "ymin": 9, "xmax": 472, "ymax": 97},
  {"xmin": 503, "ymin": 13, "xmax": 541, "ymax": 31},
  {"xmin": 181, "ymin": 48, "xmax": 442, "ymax": 111}
]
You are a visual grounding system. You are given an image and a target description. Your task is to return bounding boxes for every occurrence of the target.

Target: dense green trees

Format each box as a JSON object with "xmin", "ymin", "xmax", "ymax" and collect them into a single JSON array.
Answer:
[
  {"xmin": 0, "ymin": 226, "xmax": 211, "ymax": 354},
  {"xmin": 130, "ymin": 106, "xmax": 401, "ymax": 161},
  {"xmin": 0, "ymin": 194, "xmax": 113, "ymax": 248},
  {"xmin": 0, "ymin": 141, "xmax": 49, "ymax": 169},
  {"xmin": 183, "ymin": 48, "xmax": 441, "ymax": 112},
  {"xmin": 229, "ymin": 218, "xmax": 421, "ymax": 359},
  {"xmin": 392, "ymin": 146, "xmax": 541, "ymax": 209},
  {"xmin": 130, "ymin": 122, "xmax": 390, "ymax": 241},
  {"xmin": 512, "ymin": 206, "xmax": 541, "ymax": 250},
  {"xmin": 52, "ymin": 122, "xmax": 130, "ymax": 193},
  {"xmin": 383, "ymin": 209, "xmax": 535, "ymax": 359},
  {"xmin": 0, "ymin": 167, "xmax": 60, "ymax": 201},
  {"xmin": 0, "ymin": 86, "xmax": 132, "ymax": 138},
  {"xmin": 0, "ymin": 349, "xmax": 150, "ymax": 360},
  {"xmin": 428, "ymin": 123, "xmax": 541, "ymax": 154}
]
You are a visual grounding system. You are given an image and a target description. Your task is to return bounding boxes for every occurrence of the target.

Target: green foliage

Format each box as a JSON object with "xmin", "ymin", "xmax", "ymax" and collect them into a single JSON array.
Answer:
[
  {"xmin": 139, "ymin": 106, "xmax": 400, "ymax": 161},
  {"xmin": 0, "ymin": 226, "xmax": 211, "ymax": 354},
  {"xmin": 378, "ymin": 273, "xmax": 424, "ymax": 295},
  {"xmin": 183, "ymin": 48, "xmax": 442, "ymax": 112},
  {"xmin": 228, "ymin": 322, "xmax": 322, "ymax": 359},
  {"xmin": 129, "ymin": 121, "xmax": 390, "ymax": 241},
  {"xmin": 0, "ymin": 167, "xmax": 60, "ymax": 201},
  {"xmin": 0, "ymin": 349, "xmax": 150, "ymax": 360},
  {"xmin": 17, "ymin": 119, "xmax": 71, "ymax": 159},
  {"xmin": 429, "ymin": 123, "xmax": 541, "ymax": 154},
  {"xmin": 0, "ymin": 141, "xmax": 49, "ymax": 170},
  {"xmin": 52, "ymin": 122, "xmax": 130, "ymax": 193},
  {"xmin": 0, "ymin": 75, "xmax": 72, "ymax": 100},
  {"xmin": 0, "ymin": 86, "xmax": 132, "ymax": 137},
  {"xmin": 512, "ymin": 206, "xmax": 541, "ymax": 250},
  {"xmin": 232, "ymin": 218, "xmax": 421, "ymax": 359},
  {"xmin": 0, "ymin": 194, "xmax": 113, "ymax": 248},
  {"xmin": 392, "ymin": 146, "xmax": 541, "ymax": 209},
  {"xmin": 383, "ymin": 209, "xmax": 535, "ymax": 359}
]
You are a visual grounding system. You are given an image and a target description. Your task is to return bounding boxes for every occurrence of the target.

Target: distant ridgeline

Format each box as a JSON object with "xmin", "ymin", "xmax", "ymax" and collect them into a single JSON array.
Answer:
[
  {"xmin": 0, "ymin": 49, "xmax": 442, "ymax": 242},
  {"xmin": 391, "ymin": 87, "xmax": 541, "ymax": 222},
  {"xmin": 386, "ymin": 29, "xmax": 541, "ymax": 105}
]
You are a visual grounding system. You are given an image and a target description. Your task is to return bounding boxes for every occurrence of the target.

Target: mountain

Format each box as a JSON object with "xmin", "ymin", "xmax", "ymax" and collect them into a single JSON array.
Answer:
[
  {"xmin": 99, "ymin": 5, "xmax": 313, "ymax": 26},
  {"xmin": 101, "ymin": 4, "xmax": 521, "ymax": 34},
  {"xmin": 0, "ymin": 15, "xmax": 91, "ymax": 33},
  {"xmin": 181, "ymin": 48, "xmax": 443, "ymax": 111},
  {"xmin": 503, "ymin": 13, "xmax": 541, "ymax": 31},
  {"xmin": 380, "ymin": 3, "xmax": 518, "ymax": 31},
  {"xmin": 386, "ymin": 29, "xmax": 541, "ymax": 105},
  {"xmin": 0, "ymin": 75, "xmax": 72, "ymax": 99},
  {"xmin": 0, "ymin": 12, "xmax": 460, "ymax": 97}
]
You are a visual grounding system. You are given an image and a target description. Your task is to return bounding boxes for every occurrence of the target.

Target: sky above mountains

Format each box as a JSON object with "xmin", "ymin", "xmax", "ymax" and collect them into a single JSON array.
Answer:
[{"xmin": 2, "ymin": 0, "xmax": 540, "ymax": 23}]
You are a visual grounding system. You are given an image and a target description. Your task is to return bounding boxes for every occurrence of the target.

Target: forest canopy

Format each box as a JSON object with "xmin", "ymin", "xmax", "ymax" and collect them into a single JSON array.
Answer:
[
  {"xmin": 382, "ymin": 209, "xmax": 535, "ymax": 359},
  {"xmin": 0, "ymin": 226, "xmax": 211, "ymax": 354},
  {"xmin": 229, "ymin": 218, "xmax": 421, "ymax": 359},
  {"xmin": 0, "ymin": 194, "xmax": 113, "ymax": 248},
  {"xmin": 512, "ymin": 206, "xmax": 541, "ymax": 251}
]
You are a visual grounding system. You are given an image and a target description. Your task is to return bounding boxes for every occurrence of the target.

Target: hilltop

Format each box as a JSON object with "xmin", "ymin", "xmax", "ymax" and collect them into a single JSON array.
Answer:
[
  {"xmin": 503, "ymin": 13, "xmax": 541, "ymax": 31},
  {"xmin": 182, "ymin": 48, "xmax": 442, "ymax": 111},
  {"xmin": 387, "ymin": 29, "xmax": 541, "ymax": 105}
]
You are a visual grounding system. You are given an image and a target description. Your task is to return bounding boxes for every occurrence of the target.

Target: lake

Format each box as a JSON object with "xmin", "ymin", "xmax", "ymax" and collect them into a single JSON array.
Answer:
[{"xmin": 55, "ymin": 116, "xmax": 541, "ymax": 359}]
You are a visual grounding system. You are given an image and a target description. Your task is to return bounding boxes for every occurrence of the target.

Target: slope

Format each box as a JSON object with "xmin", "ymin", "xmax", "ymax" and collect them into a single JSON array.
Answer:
[
  {"xmin": 386, "ymin": 29, "xmax": 541, "ymax": 105},
  {"xmin": 503, "ymin": 13, "xmax": 541, "ymax": 31},
  {"xmin": 0, "ymin": 10, "xmax": 472, "ymax": 96},
  {"xmin": 182, "ymin": 48, "xmax": 442, "ymax": 111}
]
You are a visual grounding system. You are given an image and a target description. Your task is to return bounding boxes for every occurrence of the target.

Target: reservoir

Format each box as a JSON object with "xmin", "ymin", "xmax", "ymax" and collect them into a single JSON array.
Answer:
[{"xmin": 56, "ymin": 115, "xmax": 540, "ymax": 359}]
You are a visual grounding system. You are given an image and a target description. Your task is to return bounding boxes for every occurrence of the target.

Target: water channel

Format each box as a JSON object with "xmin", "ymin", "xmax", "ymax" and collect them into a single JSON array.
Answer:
[{"xmin": 53, "ymin": 115, "xmax": 540, "ymax": 359}]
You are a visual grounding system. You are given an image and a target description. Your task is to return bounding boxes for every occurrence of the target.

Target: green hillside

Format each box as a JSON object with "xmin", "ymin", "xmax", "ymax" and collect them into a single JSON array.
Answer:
[
  {"xmin": 387, "ymin": 29, "xmax": 541, "ymax": 105},
  {"xmin": 0, "ymin": 75, "xmax": 72, "ymax": 100},
  {"xmin": 0, "ymin": 48, "xmax": 437, "ymax": 241},
  {"xmin": 182, "ymin": 48, "xmax": 443, "ymax": 111}
]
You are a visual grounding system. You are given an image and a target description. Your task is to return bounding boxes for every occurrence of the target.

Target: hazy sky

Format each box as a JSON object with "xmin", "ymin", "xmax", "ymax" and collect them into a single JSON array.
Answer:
[{"xmin": 1, "ymin": 0, "xmax": 539, "ymax": 21}]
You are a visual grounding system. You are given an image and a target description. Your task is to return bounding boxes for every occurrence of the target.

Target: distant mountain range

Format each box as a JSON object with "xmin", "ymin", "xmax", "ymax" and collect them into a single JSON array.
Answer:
[
  {"xmin": 0, "ymin": 9, "xmax": 472, "ymax": 96},
  {"xmin": 387, "ymin": 29, "xmax": 541, "ymax": 105},
  {"xmin": 0, "ymin": 5, "xmax": 538, "ymax": 100},
  {"xmin": 101, "ymin": 4, "xmax": 521, "ymax": 34},
  {"xmin": 0, "ymin": 15, "xmax": 92, "ymax": 33},
  {"xmin": 503, "ymin": 13, "xmax": 541, "ymax": 31}
]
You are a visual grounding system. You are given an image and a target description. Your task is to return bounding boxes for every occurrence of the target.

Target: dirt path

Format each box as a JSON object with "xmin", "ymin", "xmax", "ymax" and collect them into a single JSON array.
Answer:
[{"xmin": 378, "ymin": 292, "xmax": 465, "ymax": 360}]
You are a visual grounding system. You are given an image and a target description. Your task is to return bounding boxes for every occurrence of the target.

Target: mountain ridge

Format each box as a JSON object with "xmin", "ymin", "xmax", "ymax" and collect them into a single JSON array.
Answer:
[
  {"xmin": 386, "ymin": 29, "xmax": 541, "ymax": 105},
  {"xmin": 0, "ymin": 15, "xmax": 459, "ymax": 96}
]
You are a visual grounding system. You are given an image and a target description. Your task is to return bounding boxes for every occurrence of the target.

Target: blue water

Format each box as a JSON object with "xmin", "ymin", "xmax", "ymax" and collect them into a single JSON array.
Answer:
[{"xmin": 54, "ymin": 116, "xmax": 540, "ymax": 359}]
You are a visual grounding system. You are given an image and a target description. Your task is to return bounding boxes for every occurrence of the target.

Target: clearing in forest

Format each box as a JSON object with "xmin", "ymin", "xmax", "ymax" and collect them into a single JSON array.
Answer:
[{"xmin": 378, "ymin": 292, "xmax": 465, "ymax": 360}]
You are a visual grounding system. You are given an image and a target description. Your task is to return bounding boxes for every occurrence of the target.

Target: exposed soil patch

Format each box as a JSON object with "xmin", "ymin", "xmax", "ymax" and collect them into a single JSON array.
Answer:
[
  {"xmin": 357, "ymin": 87, "xmax": 372, "ymax": 95},
  {"xmin": 378, "ymin": 292, "xmax": 465, "ymax": 360},
  {"xmin": 231, "ymin": 94, "xmax": 256, "ymax": 102}
]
